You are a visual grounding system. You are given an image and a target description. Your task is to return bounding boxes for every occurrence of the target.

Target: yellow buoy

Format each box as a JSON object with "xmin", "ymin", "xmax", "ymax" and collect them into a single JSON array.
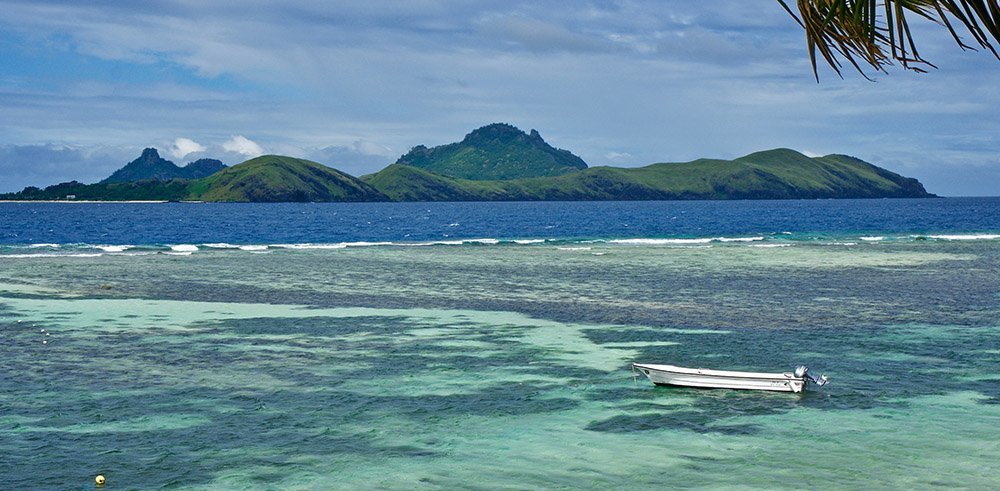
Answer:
[{"xmin": 95, "ymin": 475, "xmax": 105, "ymax": 486}]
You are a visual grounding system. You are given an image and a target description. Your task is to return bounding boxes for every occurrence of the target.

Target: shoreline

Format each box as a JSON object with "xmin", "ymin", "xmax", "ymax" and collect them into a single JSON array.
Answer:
[
  {"xmin": 0, "ymin": 200, "xmax": 175, "ymax": 203},
  {"xmin": 3, "ymin": 197, "xmax": 995, "ymax": 204}
]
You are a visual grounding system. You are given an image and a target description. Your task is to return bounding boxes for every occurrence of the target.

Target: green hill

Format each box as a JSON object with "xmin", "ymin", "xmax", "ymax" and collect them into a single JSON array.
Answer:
[
  {"xmin": 1, "ymin": 142, "xmax": 933, "ymax": 202},
  {"xmin": 2, "ymin": 154, "xmax": 388, "ymax": 202},
  {"xmin": 361, "ymin": 164, "xmax": 512, "ymax": 201},
  {"xmin": 364, "ymin": 148, "xmax": 933, "ymax": 201},
  {"xmin": 1, "ymin": 179, "xmax": 191, "ymax": 201},
  {"xmin": 189, "ymin": 155, "xmax": 387, "ymax": 202},
  {"xmin": 396, "ymin": 123, "xmax": 588, "ymax": 180}
]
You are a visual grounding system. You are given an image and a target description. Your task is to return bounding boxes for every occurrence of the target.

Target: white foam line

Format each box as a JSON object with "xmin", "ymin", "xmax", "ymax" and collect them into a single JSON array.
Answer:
[
  {"xmin": 610, "ymin": 238, "xmax": 712, "ymax": 245},
  {"xmin": 343, "ymin": 241, "xmax": 395, "ymax": 247},
  {"xmin": 202, "ymin": 243, "xmax": 239, "ymax": 249},
  {"xmin": 400, "ymin": 241, "xmax": 461, "ymax": 247},
  {"xmin": 860, "ymin": 236, "xmax": 884, "ymax": 242},
  {"xmin": 926, "ymin": 234, "xmax": 1000, "ymax": 241},
  {"xmin": 272, "ymin": 243, "xmax": 347, "ymax": 249},
  {"xmin": 717, "ymin": 236, "xmax": 765, "ymax": 243},
  {"xmin": 203, "ymin": 243, "xmax": 270, "ymax": 251},
  {"xmin": 272, "ymin": 242, "xmax": 395, "ymax": 250},
  {"xmin": 610, "ymin": 236, "xmax": 763, "ymax": 245},
  {"xmin": 1, "ymin": 253, "xmax": 104, "ymax": 258},
  {"xmin": 401, "ymin": 238, "xmax": 500, "ymax": 247},
  {"xmin": 95, "ymin": 245, "xmax": 133, "ymax": 252},
  {"xmin": 169, "ymin": 244, "xmax": 199, "ymax": 252}
]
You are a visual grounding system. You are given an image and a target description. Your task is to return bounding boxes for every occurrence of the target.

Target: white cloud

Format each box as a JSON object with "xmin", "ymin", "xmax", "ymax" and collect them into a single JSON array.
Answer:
[
  {"xmin": 169, "ymin": 138, "xmax": 206, "ymax": 159},
  {"xmin": 351, "ymin": 139, "xmax": 395, "ymax": 157},
  {"xmin": 304, "ymin": 140, "xmax": 397, "ymax": 176},
  {"xmin": 605, "ymin": 151, "xmax": 635, "ymax": 164},
  {"xmin": 222, "ymin": 135, "xmax": 264, "ymax": 157}
]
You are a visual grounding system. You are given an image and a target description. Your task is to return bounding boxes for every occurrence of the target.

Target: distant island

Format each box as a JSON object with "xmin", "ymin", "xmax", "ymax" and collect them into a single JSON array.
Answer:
[
  {"xmin": 1, "ymin": 123, "xmax": 934, "ymax": 202},
  {"xmin": 101, "ymin": 148, "xmax": 226, "ymax": 183}
]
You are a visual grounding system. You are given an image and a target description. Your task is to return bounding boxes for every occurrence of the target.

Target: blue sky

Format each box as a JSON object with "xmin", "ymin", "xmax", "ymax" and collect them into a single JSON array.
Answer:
[{"xmin": 1, "ymin": 1, "xmax": 998, "ymax": 195}]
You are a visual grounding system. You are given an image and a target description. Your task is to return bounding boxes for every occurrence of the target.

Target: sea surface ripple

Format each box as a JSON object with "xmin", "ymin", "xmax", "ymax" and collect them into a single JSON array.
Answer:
[{"xmin": 1, "ymin": 199, "xmax": 998, "ymax": 489}]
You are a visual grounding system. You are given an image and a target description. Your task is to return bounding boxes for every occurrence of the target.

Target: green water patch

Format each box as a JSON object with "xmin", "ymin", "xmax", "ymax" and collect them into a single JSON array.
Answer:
[
  {"xmin": 0, "ymin": 280, "xmax": 83, "ymax": 299},
  {"xmin": 575, "ymin": 322, "xmax": 999, "ymax": 444},
  {"xmin": 2, "ymin": 242, "xmax": 999, "ymax": 488},
  {"xmin": 8, "ymin": 413, "xmax": 212, "ymax": 434},
  {"xmin": 723, "ymin": 392, "xmax": 1000, "ymax": 488},
  {"xmin": 1, "ymin": 296, "xmax": 644, "ymax": 487},
  {"xmin": 2, "ymin": 241, "xmax": 997, "ymax": 329}
]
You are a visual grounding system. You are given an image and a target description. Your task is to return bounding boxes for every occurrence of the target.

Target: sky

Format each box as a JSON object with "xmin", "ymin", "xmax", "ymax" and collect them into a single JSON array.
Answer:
[{"xmin": 1, "ymin": 1, "xmax": 998, "ymax": 196}]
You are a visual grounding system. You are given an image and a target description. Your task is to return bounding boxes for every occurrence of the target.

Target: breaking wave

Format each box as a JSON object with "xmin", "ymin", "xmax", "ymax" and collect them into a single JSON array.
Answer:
[
  {"xmin": 609, "ymin": 236, "xmax": 765, "ymax": 245},
  {"xmin": 922, "ymin": 234, "xmax": 1000, "ymax": 241},
  {"xmin": 1, "ymin": 231, "xmax": 998, "ymax": 259}
]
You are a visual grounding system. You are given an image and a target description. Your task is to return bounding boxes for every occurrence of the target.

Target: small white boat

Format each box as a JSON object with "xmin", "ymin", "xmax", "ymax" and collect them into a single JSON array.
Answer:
[{"xmin": 632, "ymin": 363, "xmax": 828, "ymax": 393}]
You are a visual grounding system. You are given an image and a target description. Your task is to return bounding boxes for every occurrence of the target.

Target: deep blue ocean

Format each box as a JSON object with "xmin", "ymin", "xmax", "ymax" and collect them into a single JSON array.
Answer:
[
  {"xmin": 2, "ymin": 198, "xmax": 997, "ymax": 247},
  {"xmin": 2, "ymin": 198, "xmax": 998, "ymax": 489}
]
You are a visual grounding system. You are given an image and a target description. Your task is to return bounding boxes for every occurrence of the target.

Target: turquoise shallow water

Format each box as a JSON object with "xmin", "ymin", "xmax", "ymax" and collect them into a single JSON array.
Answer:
[{"xmin": 1, "ymin": 237, "xmax": 998, "ymax": 489}]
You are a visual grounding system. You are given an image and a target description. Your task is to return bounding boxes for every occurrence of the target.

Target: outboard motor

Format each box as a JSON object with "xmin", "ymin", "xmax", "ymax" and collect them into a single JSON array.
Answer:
[{"xmin": 795, "ymin": 366, "xmax": 829, "ymax": 386}]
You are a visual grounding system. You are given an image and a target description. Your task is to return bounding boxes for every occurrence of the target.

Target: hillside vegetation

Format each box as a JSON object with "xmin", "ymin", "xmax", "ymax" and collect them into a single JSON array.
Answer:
[
  {"xmin": 1, "ymin": 124, "xmax": 933, "ymax": 202},
  {"xmin": 101, "ymin": 148, "xmax": 226, "ymax": 183},
  {"xmin": 189, "ymin": 155, "xmax": 387, "ymax": 202},
  {"xmin": 396, "ymin": 123, "xmax": 588, "ymax": 180},
  {"xmin": 364, "ymin": 148, "xmax": 931, "ymax": 201},
  {"xmin": 3, "ymin": 155, "xmax": 387, "ymax": 202}
]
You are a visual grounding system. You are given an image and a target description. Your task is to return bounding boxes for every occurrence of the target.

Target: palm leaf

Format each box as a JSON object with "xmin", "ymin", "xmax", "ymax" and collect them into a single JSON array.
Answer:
[{"xmin": 778, "ymin": 0, "xmax": 1000, "ymax": 79}]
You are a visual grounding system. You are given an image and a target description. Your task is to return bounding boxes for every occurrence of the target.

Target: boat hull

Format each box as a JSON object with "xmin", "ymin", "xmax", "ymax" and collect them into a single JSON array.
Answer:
[{"xmin": 633, "ymin": 363, "xmax": 806, "ymax": 393}]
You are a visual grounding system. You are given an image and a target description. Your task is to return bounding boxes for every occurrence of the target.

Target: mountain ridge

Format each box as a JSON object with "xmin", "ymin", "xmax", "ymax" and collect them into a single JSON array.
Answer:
[
  {"xmin": 101, "ymin": 148, "xmax": 226, "ymax": 183},
  {"xmin": 1, "ymin": 125, "xmax": 935, "ymax": 202},
  {"xmin": 365, "ymin": 148, "xmax": 933, "ymax": 201},
  {"xmin": 396, "ymin": 123, "xmax": 588, "ymax": 180}
]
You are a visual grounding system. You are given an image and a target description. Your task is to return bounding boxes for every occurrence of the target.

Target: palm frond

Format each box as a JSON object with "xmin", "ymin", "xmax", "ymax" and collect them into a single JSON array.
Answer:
[{"xmin": 778, "ymin": 0, "xmax": 1000, "ymax": 79}]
